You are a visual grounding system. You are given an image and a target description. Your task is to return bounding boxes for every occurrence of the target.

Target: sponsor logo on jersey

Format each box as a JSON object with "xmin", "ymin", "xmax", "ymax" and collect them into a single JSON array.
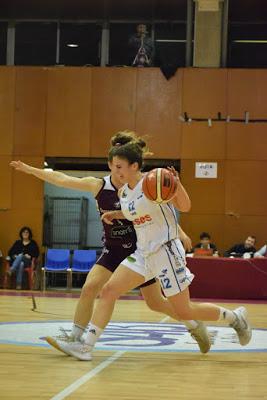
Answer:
[
  {"xmin": 0, "ymin": 321, "xmax": 266, "ymax": 353},
  {"xmin": 110, "ymin": 225, "xmax": 134, "ymax": 238},
  {"xmin": 133, "ymin": 215, "xmax": 152, "ymax": 225}
]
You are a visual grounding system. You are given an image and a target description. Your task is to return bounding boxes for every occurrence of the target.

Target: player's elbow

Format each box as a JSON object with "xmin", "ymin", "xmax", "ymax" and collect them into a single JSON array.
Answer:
[
  {"xmin": 180, "ymin": 201, "xmax": 191, "ymax": 212},
  {"xmin": 172, "ymin": 199, "xmax": 191, "ymax": 212}
]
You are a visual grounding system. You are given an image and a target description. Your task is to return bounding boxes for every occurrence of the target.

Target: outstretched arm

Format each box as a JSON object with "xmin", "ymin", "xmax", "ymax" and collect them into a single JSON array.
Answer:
[{"xmin": 10, "ymin": 160, "xmax": 102, "ymax": 197}]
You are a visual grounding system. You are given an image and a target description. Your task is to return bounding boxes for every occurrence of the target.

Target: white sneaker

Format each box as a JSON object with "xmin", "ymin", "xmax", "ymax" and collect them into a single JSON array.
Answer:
[
  {"xmin": 45, "ymin": 327, "xmax": 74, "ymax": 356},
  {"xmin": 189, "ymin": 321, "xmax": 211, "ymax": 354},
  {"xmin": 230, "ymin": 307, "xmax": 252, "ymax": 346},
  {"xmin": 54, "ymin": 340, "xmax": 93, "ymax": 361}
]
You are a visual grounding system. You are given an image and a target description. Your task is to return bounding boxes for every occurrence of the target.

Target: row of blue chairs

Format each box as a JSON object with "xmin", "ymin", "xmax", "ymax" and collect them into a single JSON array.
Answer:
[{"xmin": 42, "ymin": 249, "xmax": 97, "ymax": 291}]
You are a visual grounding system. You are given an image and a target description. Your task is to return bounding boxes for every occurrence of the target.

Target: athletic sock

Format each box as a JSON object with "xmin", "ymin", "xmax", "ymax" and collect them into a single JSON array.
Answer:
[
  {"xmin": 183, "ymin": 320, "xmax": 199, "ymax": 330},
  {"xmin": 71, "ymin": 323, "xmax": 86, "ymax": 340},
  {"xmin": 84, "ymin": 323, "xmax": 103, "ymax": 346},
  {"xmin": 218, "ymin": 307, "xmax": 236, "ymax": 324}
]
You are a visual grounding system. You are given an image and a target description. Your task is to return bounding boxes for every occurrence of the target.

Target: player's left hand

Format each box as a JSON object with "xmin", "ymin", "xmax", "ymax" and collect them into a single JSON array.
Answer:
[
  {"xmin": 180, "ymin": 232, "xmax": 192, "ymax": 252},
  {"xmin": 101, "ymin": 211, "xmax": 116, "ymax": 225},
  {"xmin": 167, "ymin": 166, "xmax": 179, "ymax": 179}
]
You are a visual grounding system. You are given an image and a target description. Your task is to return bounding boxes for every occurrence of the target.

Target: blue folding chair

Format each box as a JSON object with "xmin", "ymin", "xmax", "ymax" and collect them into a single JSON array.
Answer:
[
  {"xmin": 69, "ymin": 250, "xmax": 96, "ymax": 289},
  {"xmin": 42, "ymin": 249, "xmax": 71, "ymax": 291}
]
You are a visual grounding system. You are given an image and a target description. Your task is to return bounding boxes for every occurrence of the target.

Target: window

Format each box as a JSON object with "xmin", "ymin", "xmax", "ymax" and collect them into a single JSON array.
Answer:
[
  {"xmin": 228, "ymin": 0, "xmax": 267, "ymax": 67},
  {"xmin": 0, "ymin": 22, "xmax": 7, "ymax": 65},
  {"xmin": 60, "ymin": 23, "xmax": 102, "ymax": 66},
  {"xmin": 15, "ymin": 22, "xmax": 57, "ymax": 65},
  {"xmin": 228, "ymin": 23, "xmax": 267, "ymax": 67},
  {"xmin": 154, "ymin": 23, "xmax": 186, "ymax": 67},
  {"xmin": 109, "ymin": 23, "xmax": 149, "ymax": 66}
]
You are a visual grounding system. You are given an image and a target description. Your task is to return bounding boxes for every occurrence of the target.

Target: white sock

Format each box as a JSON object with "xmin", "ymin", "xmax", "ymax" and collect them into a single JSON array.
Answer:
[
  {"xmin": 218, "ymin": 307, "xmax": 236, "ymax": 324},
  {"xmin": 183, "ymin": 320, "xmax": 199, "ymax": 330},
  {"xmin": 84, "ymin": 323, "xmax": 103, "ymax": 346},
  {"xmin": 71, "ymin": 323, "xmax": 86, "ymax": 340}
]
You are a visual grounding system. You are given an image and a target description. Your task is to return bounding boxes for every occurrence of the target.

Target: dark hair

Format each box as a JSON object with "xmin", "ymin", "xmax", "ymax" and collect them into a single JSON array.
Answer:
[
  {"xmin": 247, "ymin": 235, "xmax": 256, "ymax": 242},
  {"xmin": 110, "ymin": 131, "xmax": 139, "ymax": 147},
  {"xmin": 19, "ymin": 226, "xmax": 32, "ymax": 240},
  {"xmin": 200, "ymin": 232, "xmax": 211, "ymax": 240},
  {"xmin": 108, "ymin": 131, "xmax": 150, "ymax": 169}
]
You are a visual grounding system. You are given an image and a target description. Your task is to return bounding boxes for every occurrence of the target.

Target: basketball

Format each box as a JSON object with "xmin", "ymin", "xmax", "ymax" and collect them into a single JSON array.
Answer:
[{"xmin": 142, "ymin": 168, "xmax": 178, "ymax": 203}]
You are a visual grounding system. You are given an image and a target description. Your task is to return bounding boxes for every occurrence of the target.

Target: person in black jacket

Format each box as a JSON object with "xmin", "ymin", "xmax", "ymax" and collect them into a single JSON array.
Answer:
[
  {"xmin": 224, "ymin": 235, "xmax": 256, "ymax": 258},
  {"xmin": 192, "ymin": 232, "xmax": 218, "ymax": 256},
  {"xmin": 7, "ymin": 226, "xmax": 39, "ymax": 289}
]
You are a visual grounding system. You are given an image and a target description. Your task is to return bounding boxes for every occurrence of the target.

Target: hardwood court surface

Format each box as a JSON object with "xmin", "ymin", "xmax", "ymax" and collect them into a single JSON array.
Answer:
[{"xmin": 0, "ymin": 291, "xmax": 266, "ymax": 400}]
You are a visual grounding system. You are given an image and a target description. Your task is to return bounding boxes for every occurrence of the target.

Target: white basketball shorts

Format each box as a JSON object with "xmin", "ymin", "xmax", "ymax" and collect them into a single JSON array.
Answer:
[{"xmin": 121, "ymin": 238, "xmax": 194, "ymax": 297}]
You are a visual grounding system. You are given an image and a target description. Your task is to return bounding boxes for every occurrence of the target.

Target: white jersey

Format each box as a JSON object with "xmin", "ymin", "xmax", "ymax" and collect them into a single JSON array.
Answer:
[{"xmin": 120, "ymin": 177, "xmax": 179, "ymax": 256}]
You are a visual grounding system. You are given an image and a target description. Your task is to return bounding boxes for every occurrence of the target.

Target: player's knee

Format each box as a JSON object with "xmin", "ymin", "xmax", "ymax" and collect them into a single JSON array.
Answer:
[
  {"xmin": 146, "ymin": 298, "xmax": 164, "ymax": 313},
  {"xmin": 81, "ymin": 279, "xmax": 100, "ymax": 298},
  {"xmin": 100, "ymin": 282, "xmax": 120, "ymax": 301}
]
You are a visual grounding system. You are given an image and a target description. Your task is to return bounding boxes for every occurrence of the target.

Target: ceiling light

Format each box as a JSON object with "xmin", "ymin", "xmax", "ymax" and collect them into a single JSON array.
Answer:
[
  {"xmin": 67, "ymin": 43, "xmax": 79, "ymax": 48},
  {"xmin": 234, "ymin": 40, "xmax": 267, "ymax": 44},
  {"xmin": 156, "ymin": 39, "xmax": 186, "ymax": 43}
]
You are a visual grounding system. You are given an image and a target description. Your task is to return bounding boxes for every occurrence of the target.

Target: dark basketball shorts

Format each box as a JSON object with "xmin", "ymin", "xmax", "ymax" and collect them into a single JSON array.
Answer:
[{"xmin": 96, "ymin": 244, "xmax": 156, "ymax": 288}]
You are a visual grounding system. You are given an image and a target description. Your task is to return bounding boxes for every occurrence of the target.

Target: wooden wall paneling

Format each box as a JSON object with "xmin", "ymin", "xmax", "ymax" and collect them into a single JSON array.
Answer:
[
  {"xmin": 226, "ymin": 123, "xmax": 267, "ymax": 161},
  {"xmin": 13, "ymin": 67, "xmax": 47, "ymax": 156},
  {"xmin": 180, "ymin": 159, "xmax": 225, "ymax": 214},
  {"xmin": 135, "ymin": 68, "xmax": 182, "ymax": 159},
  {"xmin": 180, "ymin": 213, "xmax": 225, "ymax": 254},
  {"xmin": 46, "ymin": 67, "xmax": 91, "ymax": 157},
  {"xmin": 227, "ymin": 69, "xmax": 267, "ymax": 119},
  {"xmin": 0, "ymin": 210, "xmax": 12, "ymax": 256},
  {"xmin": 223, "ymin": 215, "xmax": 267, "ymax": 253},
  {"xmin": 90, "ymin": 67, "xmax": 137, "ymax": 157},
  {"xmin": 182, "ymin": 68, "xmax": 227, "ymax": 118},
  {"xmin": 225, "ymin": 161, "xmax": 267, "ymax": 216},
  {"xmin": 181, "ymin": 122, "xmax": 226, "ymax": 159},
  {"xmin": 11, "ymin": 156, "xmax": 44, "ymax": 210},
  {"xmin": 0, "ymin": 67, "xmax": 15, "ymax": 155},
  {"xmin": 0, "ymin": 156, "xmax": 12, "ymax": 209}
]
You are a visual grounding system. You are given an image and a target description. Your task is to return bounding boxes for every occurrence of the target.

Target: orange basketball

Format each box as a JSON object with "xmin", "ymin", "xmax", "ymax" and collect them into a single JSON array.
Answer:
[{"xmin": 142, "ymin": 168, "xmax": 178, "ymax": 203}]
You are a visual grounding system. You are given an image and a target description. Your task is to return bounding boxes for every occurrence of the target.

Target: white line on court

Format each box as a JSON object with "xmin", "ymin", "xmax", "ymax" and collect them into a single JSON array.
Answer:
[
  {"xmin": 50, "ymin": 350, "xmax": 126, "ymax": 400},
  {"xmin": 50, "ymin": 316, "xmax": 170, "ymax": 399}
]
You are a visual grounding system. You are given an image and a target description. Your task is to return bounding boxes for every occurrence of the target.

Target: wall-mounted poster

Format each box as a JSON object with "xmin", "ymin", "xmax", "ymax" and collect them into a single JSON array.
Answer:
[{"xmin": 195, "ymin": 162, "xmax": 217, "ymax": 178}]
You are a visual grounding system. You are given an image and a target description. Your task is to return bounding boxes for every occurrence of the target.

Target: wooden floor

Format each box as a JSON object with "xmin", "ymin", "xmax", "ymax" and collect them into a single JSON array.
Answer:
[{"xmin": 0, "ymin": 291, "xmax": 267, "ymax": 400}]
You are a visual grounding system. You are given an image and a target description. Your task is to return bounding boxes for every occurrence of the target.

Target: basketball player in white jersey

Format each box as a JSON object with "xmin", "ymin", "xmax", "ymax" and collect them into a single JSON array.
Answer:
[
  {"xmin": 10, "ymin": 131, "xmax": 210, "ymax": 356},
  {"xmin": 53, "ymin": 132, "xmax": 252, "ymax": 361}
]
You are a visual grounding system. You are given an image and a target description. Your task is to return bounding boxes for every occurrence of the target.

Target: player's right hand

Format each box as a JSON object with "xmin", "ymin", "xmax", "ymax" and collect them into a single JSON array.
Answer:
[{"xmin": 10, "ymin": 160, "xmax": 31, "ymax": 174}]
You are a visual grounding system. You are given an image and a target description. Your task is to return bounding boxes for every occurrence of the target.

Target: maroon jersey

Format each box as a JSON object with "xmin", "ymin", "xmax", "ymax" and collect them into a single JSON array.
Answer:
[{"xmin": 95, "ymin": 176, "xmax": 137, "ymax": 248}]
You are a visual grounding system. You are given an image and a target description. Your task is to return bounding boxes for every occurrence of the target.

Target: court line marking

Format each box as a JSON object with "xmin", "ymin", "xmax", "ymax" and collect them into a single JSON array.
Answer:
[
  {"xmin": 50, "ymin": 350, "xmax": 126, "ymax": 400},
  {"xmin": 49, "ymin": 316, "xmax": 170, "ymax": 400}
]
